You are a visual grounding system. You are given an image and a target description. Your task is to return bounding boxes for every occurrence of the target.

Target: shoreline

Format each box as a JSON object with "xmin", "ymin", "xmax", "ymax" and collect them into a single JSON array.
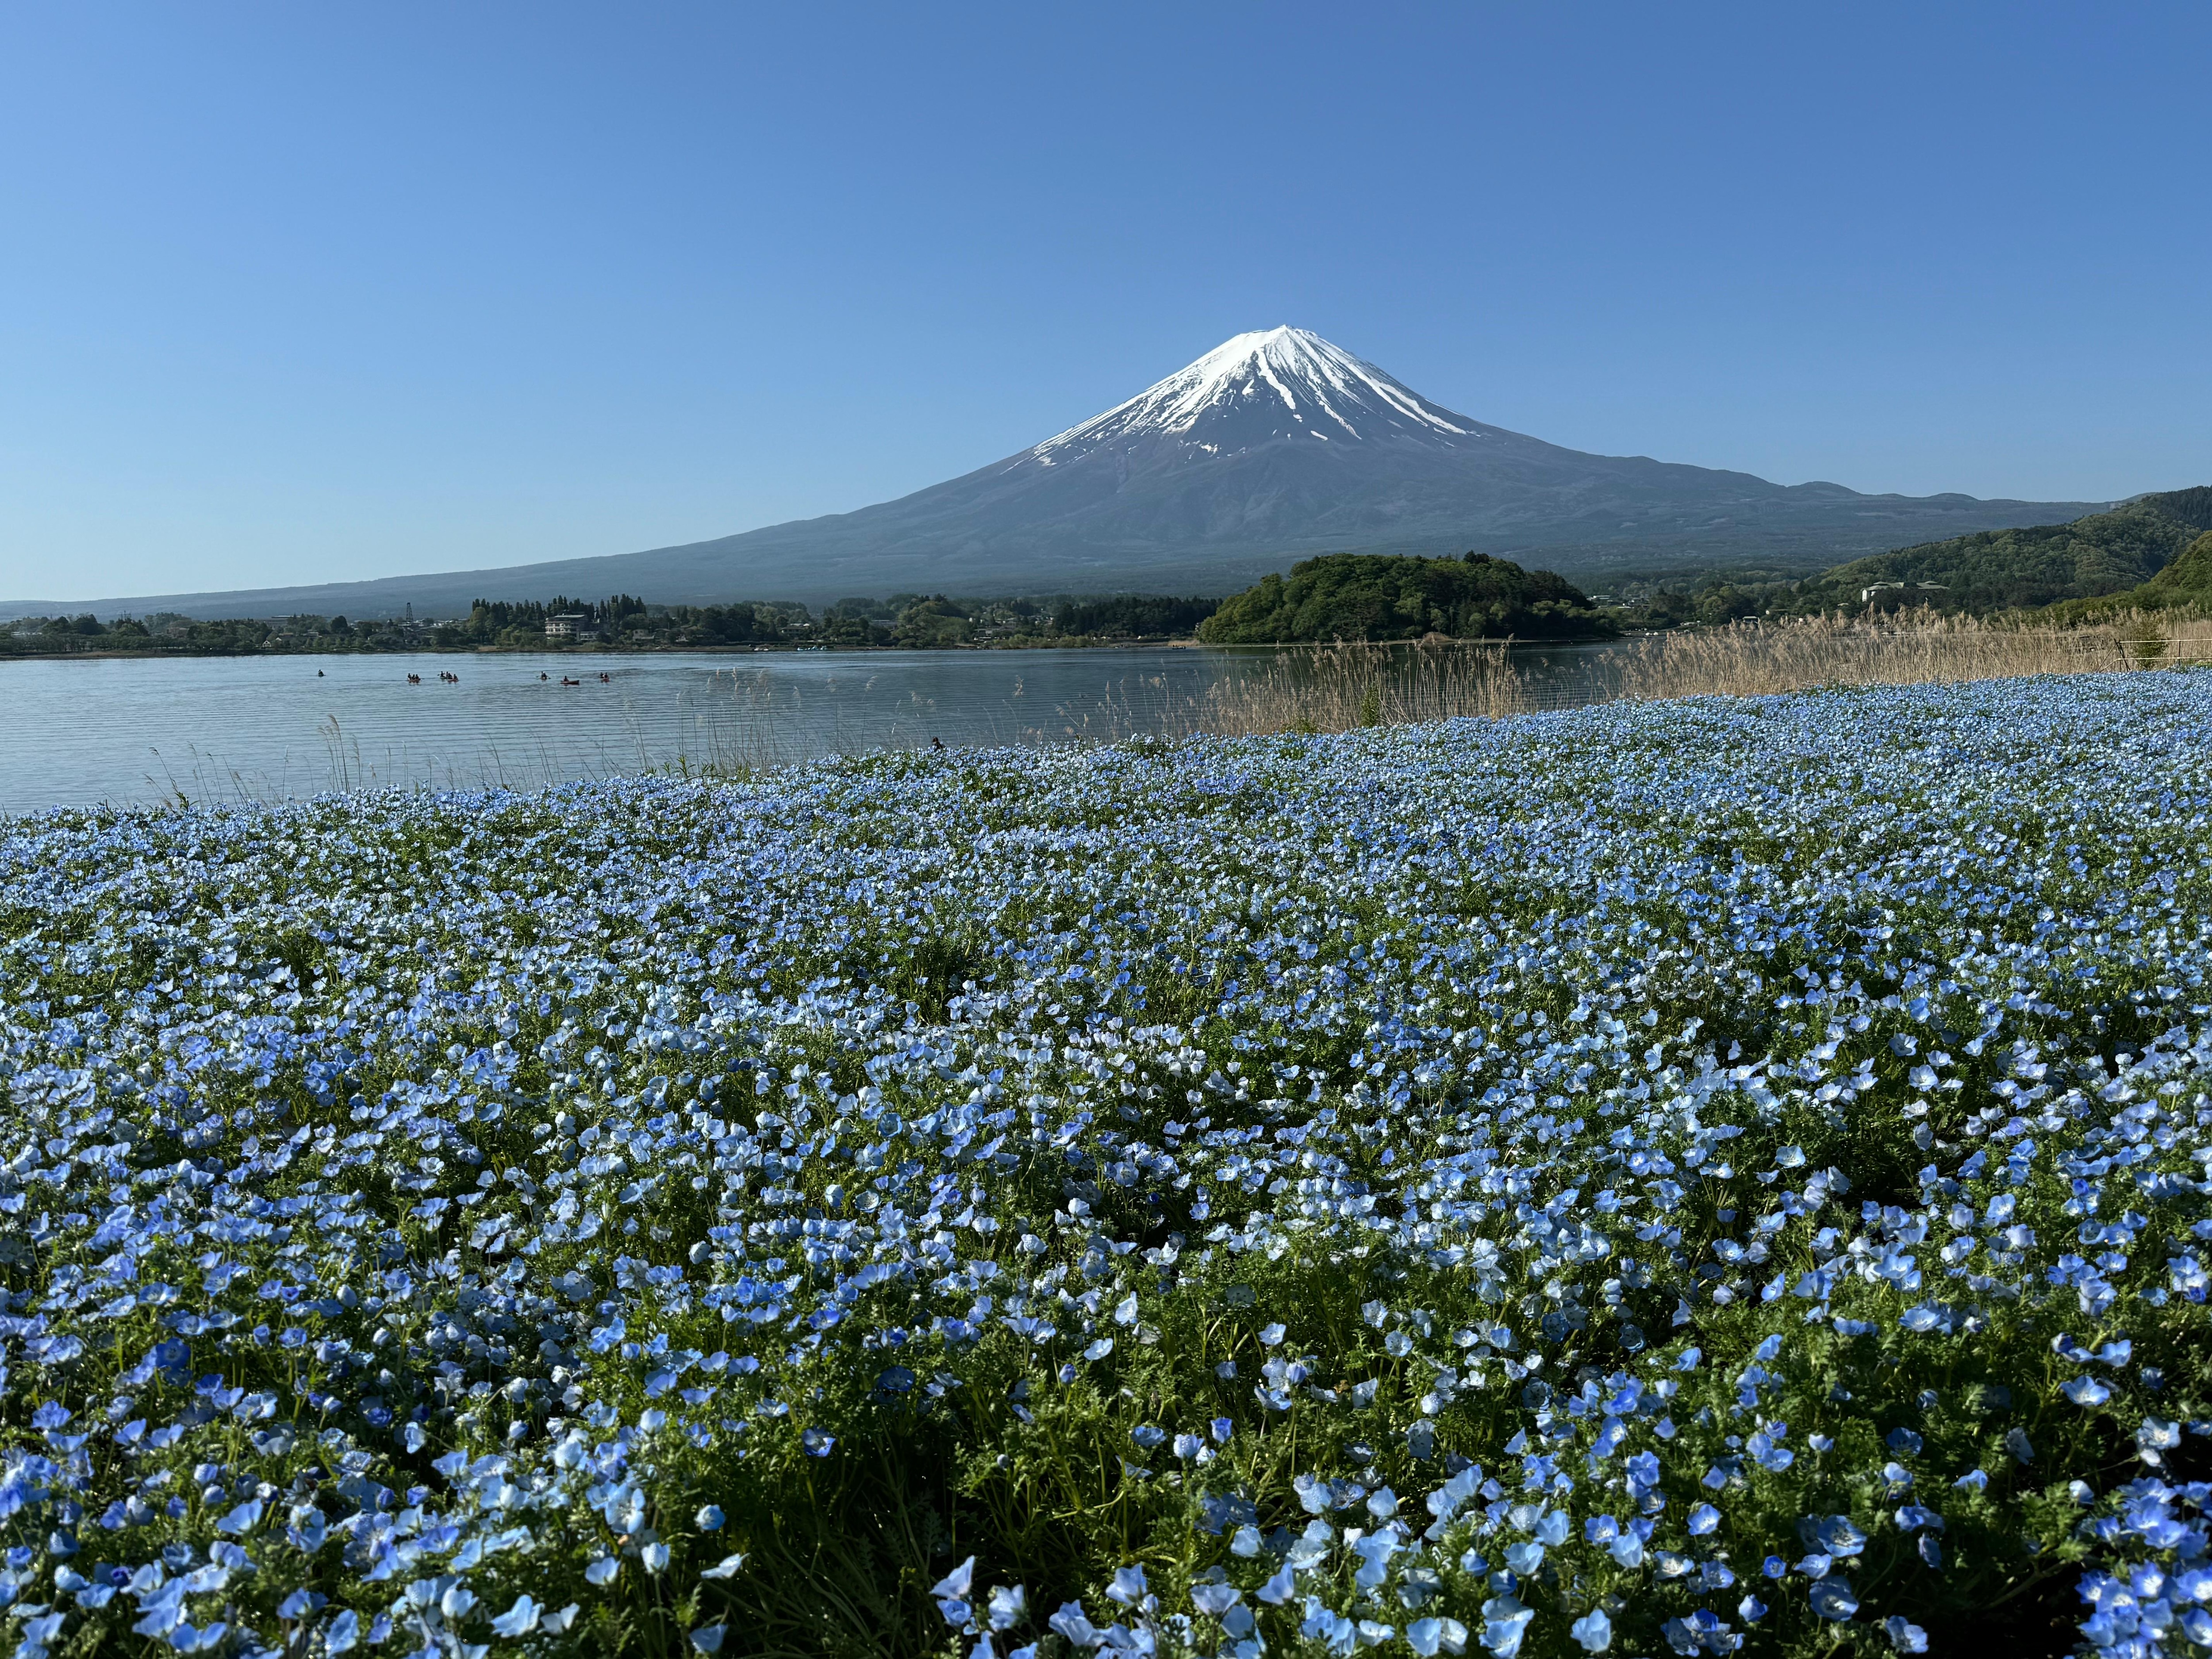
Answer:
[
  {"xmin": 0, "ymin": 633, "xmax": 1621, "ymax": 664},
  {"xmin": 0, "ymin": 637, "xmax": 1194, "ymax": 663}
]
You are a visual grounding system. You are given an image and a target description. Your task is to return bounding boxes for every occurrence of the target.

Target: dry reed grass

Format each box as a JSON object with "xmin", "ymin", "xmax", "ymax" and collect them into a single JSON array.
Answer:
[
  {"xmin": 1110, "ymin": 611, "xmax": 2212, "ymax": 741},
  {"xmin": 1594, "ymin": 610, "xmax": 2212, "ymax": 703},
  {"xmin": 1069, "ymin": 639, "xmax": 1526, "ymax": 740}
]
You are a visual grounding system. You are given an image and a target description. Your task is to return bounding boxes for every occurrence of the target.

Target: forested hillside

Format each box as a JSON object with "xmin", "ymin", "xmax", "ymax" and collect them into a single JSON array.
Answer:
[
  {"xmin": 2049, "ymin": 524, "xmax": 2212, "ymax": 619},
  {"xmin": 1790, "ymin": 487, "xmax": 2212, "ymax": 614}
]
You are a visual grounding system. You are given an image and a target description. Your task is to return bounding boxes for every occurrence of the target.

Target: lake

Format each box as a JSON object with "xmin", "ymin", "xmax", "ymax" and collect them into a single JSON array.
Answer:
[{"xmin": 0, "ymin": 643, "xmax": 1632, "ymax": 813}]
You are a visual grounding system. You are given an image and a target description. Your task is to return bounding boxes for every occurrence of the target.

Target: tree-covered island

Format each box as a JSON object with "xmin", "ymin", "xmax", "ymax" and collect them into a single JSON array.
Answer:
[{"xmin": 1198, "ymin": 552, "xmax": 1614, "ymax": 643}]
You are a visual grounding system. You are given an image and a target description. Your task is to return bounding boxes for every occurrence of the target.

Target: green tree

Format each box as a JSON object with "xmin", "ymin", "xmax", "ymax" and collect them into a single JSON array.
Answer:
[{"xmin": 1198, "ymin": 553, "xmax": 1610, "ymax": 644}]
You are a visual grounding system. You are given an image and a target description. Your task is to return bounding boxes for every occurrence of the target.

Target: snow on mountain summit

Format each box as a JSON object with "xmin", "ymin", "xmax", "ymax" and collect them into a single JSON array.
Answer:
[{"xmin": 1023, "ymin": 326, "xmax": 1479, "ymax": 468}]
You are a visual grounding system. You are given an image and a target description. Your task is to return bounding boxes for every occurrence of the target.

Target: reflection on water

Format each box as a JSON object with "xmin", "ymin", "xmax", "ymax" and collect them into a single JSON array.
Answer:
[{"xmin": 0, "ymin": 643, "xmax": 1635, "ymax": 813}]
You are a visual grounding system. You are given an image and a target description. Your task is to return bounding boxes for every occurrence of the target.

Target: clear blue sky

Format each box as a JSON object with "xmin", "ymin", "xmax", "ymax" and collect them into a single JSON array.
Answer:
[{"xmin": 2, "ymin": 1, "xmax": 2205, "ymax": 600}]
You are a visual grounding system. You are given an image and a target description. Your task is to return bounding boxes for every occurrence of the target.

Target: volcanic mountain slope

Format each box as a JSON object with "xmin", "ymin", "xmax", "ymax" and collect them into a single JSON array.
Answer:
[{"xmin": 3, "ymin": 327, "xmax": 2105, "ymax": 618}]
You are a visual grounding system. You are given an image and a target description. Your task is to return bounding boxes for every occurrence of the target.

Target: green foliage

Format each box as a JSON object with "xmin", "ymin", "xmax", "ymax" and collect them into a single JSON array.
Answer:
[
  {"xmin": 430, "ymin": 594, "xmax": 806, "ymax": 649},
  {"xmin": 0, "ymin": 613, "xmax": 306, "ymax": 655},
  {"xmin": 1796, "ymin": 488, "xmax": 2212, "ymax": 616},
  {"xmin": 1197, "ymin": 553, "xmax": 1613, "ymax": 644},
  {"xmin": 2053, "ymin": 528, "xmax": 2212, "ymax": 622},
  {"xmin": 2143, "ymin": 530, "xmax": 2212, "ymax": 602},
  {"xmin": 891, "ymin": 596, "xmax": 979, "ymax": 648},
  {"xmin": 1605, "ymin": 580, "xmax": 1790, "ymax": 630},
  {"xmin": 1050, "ymin": 596, "xmax": 1220, "ymax": 639}
]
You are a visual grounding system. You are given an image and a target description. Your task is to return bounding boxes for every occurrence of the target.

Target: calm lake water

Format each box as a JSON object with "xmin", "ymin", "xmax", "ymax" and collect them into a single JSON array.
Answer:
[{"xmin": 0, "ymin": 644, "xmax": 1629, "ymax": 813}]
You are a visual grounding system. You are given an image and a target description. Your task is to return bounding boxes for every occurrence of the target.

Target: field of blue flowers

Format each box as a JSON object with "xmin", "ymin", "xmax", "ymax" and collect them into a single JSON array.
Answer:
[{"xmin": 3, "ymin": 672, "xmax": 2210, "ymax": 1659}]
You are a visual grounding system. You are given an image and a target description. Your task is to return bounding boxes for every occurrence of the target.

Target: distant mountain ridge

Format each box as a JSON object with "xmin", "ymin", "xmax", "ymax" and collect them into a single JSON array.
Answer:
[{"xmin": 1, "ymin": 326, "xmax": 2108, "ymax": 620}]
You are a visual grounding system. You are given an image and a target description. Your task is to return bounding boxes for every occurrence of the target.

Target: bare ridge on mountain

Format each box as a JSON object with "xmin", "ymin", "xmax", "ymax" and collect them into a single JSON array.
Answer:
[{"xmin": 2, "ymin": 327, "xmax": 2107, "ymax": 618}]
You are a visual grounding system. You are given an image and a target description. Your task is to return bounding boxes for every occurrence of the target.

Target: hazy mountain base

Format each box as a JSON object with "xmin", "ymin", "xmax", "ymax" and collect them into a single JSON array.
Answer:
[{"xmin": 0, "ymin": 509, "xmax": 2086, "ymax": 628}]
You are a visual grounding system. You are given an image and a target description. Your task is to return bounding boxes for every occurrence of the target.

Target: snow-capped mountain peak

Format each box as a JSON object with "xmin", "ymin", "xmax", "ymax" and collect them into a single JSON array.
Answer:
[{"xmin": 1025, "ymin": 326, "xmax": 1479, "ymax": 467}]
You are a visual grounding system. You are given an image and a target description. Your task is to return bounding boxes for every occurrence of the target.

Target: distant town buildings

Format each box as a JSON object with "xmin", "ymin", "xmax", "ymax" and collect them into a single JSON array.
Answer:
[{"xmin": 1862, "ymin": 580, "xmax": 1949, "ymax": 605}]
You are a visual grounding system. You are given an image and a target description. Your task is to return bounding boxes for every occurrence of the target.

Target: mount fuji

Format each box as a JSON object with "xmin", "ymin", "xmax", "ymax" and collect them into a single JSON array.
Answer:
[{"xmin": 6, "ymin": 327, "xmax": 2103, "ymax": 618}]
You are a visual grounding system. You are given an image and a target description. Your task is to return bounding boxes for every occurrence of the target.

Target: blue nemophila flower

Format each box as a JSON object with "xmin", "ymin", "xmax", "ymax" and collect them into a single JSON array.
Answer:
[
  {"xmin": 1746, "ymin": 1429, "xmax": 1793, "ymax": 1472},
  {"xmin": 2, "ymin": 676, "xmax": 2209, "ymax": 1654},
  {"xmin": 1886, "ymin": 1614, "xmax": 1930, "ymax": 1653},
  {"xmin": 1481, "ymin": 1593, "xmax": 1535, "ymax": 1657},
  {"xmin": 933, "ymin": 1556, "xmax": 977, "ymax": 1627},
  {"xmin": 1190, "ymin": 1582, "xmax": 1240, "ymax": 1616},
  {"xmin": 1408, "ymin": 1615, "xmax": 1470, "ymax": 1655},
  {"xmin": 2139, "ymin": 1417, "xmax": 2185, "ymax": 1459},
  {"xmin": 1803, "ymin": 1514, "xmax": 1869, "ymax": 1559},
  {"xmin": 1664, "ymin": 1610, "xmax": 1738, "ymax": 1652},
  {"xmin": 1048, "ymin": 1602, "xmax": 1099, "ymax": 1646},
  {"xmin": 986, "ymin": 1584, "xmax": 1026, "ymax": 1630},
  {"xmin": 1809, "ymin": 1577, "xmax": 1859, "ymax": 1621}
]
